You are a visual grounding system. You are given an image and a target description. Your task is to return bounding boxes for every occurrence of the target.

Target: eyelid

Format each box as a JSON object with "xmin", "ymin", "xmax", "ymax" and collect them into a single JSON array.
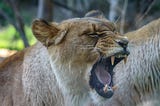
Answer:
[
  {"xmin": 98, "ymin": 31, "xmax": 114, "ymax": 36},
  {"xmin": 88, "ymin": 31, "xmax": 112, "ymax": 38},
  {"xmin": 89, "ymin": 34, "xmax": 99, "ymax": 38},
  {"xmin": 88, "ymin": 30, "xmax": 117, "ymax": 38}
]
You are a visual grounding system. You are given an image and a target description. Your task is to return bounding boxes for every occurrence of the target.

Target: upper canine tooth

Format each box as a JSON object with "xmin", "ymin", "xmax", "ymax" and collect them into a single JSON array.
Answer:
[
  {"xmin": 124, "ymin": 55, "xmax": 128, "ymax": 64},
  {"xmin": 111, "ymin": 56, "xmax": 115, "ymax": 65}
]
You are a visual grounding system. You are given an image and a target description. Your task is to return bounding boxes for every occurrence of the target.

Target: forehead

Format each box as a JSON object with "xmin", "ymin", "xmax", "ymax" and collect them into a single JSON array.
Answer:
[{"xmin": 60, "ymin": 17, "xmax": 115, "ymax": 31}]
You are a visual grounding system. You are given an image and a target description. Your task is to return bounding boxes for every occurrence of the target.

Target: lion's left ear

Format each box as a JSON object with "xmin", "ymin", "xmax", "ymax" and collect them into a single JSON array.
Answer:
[{"xmin": 32, "ymin": 19, "xmax": 67, "ymax": 47}]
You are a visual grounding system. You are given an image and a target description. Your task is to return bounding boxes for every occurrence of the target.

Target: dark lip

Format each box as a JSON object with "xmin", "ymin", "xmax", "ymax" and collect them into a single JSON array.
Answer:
[{"xmin": 89, "ymin": 50, "xmax": 129, "ymax": 98}]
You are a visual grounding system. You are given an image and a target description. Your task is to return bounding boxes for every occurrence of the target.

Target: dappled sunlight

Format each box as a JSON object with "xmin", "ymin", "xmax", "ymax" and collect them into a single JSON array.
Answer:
[
  {"xmin": 0, "ymin": 49, "xmax": 16, "ymax": 58},
  {"xmin": 0, "ymin": 25, "xmax": 36, "ymax": 50}
]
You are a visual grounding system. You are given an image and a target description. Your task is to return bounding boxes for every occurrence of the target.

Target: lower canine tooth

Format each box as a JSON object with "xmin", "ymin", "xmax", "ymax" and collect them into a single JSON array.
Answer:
[
  {"xmin": 103, "ymin": 84, "xmax": 108, "ymax": 93},
  {"xmin": 124, "ymin": 56, "xmax": 128, "ymax": 64},
  {"xmin": 111, "ymin": 56, "xmax": 115, "ymax": 65},
  {"xmin": 112, "ymin": 85, "xmax": 118, "ymax": 91}
]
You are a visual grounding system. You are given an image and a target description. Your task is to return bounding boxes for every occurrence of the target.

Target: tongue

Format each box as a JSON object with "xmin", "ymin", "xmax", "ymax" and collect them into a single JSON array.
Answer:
[{"xmin": 95, "ymin": 65, "xmax": 111, "ymax": 85}]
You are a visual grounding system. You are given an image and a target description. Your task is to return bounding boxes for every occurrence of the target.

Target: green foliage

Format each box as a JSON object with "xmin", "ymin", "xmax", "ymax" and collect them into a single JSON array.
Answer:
[{"xmin": 0, "ymin": 25, "xmax": 37, "ymax": 50}]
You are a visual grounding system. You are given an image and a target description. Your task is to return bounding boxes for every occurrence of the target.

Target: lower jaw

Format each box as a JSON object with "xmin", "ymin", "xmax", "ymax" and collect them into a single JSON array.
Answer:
[
  {"xmin": 89, "ymin": 73, "xmax": 115, "ymax": 98},
  {"xmin": 95, "ymin": 86, "xmax": 114, "ymax": 98},
  {"xmin": 89, "ymin": 54, "xmax": 128, "ymax": 98}
]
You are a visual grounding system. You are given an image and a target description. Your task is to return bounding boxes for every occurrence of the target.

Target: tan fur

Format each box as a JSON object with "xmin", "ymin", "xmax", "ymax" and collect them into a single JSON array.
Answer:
[
  {"xmin": 0, "ymin": 58, "xmax": 4, "ymax": 62},
  {"xmin": 104, "ymin": 18, "xmax": 160, "ymax": 106},
  {"xmin": 0, "ymin": 17, "xmax": 128, "ymax": 106}
]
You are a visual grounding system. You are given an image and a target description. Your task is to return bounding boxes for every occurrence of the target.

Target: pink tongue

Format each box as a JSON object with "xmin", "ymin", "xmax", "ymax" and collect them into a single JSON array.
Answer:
[{"xmin": 95, "ymin": 65, "xmax": 111, "ymax": 85}]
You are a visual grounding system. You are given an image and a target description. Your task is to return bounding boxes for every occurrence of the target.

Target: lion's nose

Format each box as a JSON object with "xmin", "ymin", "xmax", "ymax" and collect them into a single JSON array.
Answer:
[{"xmin": 115, "ymin": 37, "xmax": 129, "ymax": 49}]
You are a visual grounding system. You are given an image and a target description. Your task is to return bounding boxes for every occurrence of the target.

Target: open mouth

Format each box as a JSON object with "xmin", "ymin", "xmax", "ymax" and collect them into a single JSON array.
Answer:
[{"xmin": 89, "ymin": 50, "xmax": 130, "ymax": 98}]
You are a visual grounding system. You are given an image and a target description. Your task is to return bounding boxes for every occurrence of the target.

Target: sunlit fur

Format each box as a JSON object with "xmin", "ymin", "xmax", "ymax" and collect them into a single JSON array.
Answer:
[
  {"xmin": 0, "ymin": 17, "xmax": 128, "ymax": 106},
  {"xmin": 104, "ymin": 18, "xmax": 160, "ymax": 106}
]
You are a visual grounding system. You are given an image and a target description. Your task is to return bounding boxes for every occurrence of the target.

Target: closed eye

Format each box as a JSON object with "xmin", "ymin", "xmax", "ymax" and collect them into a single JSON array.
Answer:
[
  {"xmin": 89, "ymin": 34, "xmax": 99, "ymax": 38},
  {"xmin": 88, "ymin": 30, "xmax": 115, "ymax": 38}
]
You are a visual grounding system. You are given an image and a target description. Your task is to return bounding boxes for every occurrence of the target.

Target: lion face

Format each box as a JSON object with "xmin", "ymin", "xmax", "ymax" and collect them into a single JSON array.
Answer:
[{"xmin": 32, "ymin": 17, "xmax": 129, "ymax": 104}]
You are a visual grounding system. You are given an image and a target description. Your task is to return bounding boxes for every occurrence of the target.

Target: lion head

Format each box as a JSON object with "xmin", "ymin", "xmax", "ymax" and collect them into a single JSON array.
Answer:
[{"xmin": 32, "ymin": 17, "xmax": 129, "ymax": 104}]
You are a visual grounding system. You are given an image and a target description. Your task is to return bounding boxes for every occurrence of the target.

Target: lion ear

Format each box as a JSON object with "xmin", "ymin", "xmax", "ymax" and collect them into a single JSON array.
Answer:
[
  {"xmin": 84, "ymin": 10, "xmax": 105, "ymax": 19},
  {"xmin": 32, "ymin": 19, "xmax": 67, "ymax": 47}
]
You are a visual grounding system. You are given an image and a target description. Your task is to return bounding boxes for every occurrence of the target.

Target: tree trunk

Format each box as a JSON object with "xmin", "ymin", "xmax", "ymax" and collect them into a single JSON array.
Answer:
[
  {"xmin": 120, "ymin": 0, "xmax": 128, "ymax": 34},
  {"xmin": 37, "ymin": 0, "xmax": 53, "ymax": 21},
  {"xmin": 108, "ymin": 0, "xmax": 119, "ymax": 22}
]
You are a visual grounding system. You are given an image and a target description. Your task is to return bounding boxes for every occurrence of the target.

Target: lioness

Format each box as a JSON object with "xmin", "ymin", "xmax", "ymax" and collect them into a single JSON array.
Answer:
[
  {"xmin": 104, "ymin": 18, "xmax": 160, "ymax": 106},
  {"xmin": 0, "ymin": 17, "xmax": 129, "ymax": 106}
]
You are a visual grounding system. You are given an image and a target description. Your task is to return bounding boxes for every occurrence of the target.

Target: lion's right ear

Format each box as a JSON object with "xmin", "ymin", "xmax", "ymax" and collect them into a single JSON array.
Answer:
[
  {"xmin": 84, "ymin": 10, "xmax": 105, "ymax": 19},
  {"xmin": 32, "ymin": 19, "xmax": 67, "ymax": 47}
]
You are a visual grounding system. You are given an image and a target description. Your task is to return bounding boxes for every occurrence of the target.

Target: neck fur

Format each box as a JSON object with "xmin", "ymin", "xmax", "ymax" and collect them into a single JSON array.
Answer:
[{"xmin": 49, "ymin": 53, "xmax": 92, "ymax": 106}]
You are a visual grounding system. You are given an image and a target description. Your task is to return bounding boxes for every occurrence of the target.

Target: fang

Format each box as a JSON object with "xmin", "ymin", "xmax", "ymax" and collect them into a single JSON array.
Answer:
[
  {"xmin": 111, "ymin": 56, "xmax": 115, "ymax": 65},
  {"xmin": 112, "ymin": 85, "xmax": 118, "ymax": 91},
  {"xmin": 124, "ymin": 56, "xmax": 128, "ymax": 64}
]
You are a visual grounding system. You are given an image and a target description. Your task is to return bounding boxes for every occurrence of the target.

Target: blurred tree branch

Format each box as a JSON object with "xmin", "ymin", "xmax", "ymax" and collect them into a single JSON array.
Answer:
[
  {"xmin": 120, "ymin": 0, "xmax": 128, "ymax": 34},
  {"xmin": 54, "ymin": 1, "xmax": 83, "ymax": 16},
  {"xmin": 0, "ymin": 0, "xmax": 29, "ymax": 47},
  {"xmin": 0, "ymin": 9, "xmax": 16, "ymax": 27},
  {"xmin": 136, "ymin": 0, "xmax": 155, "ymax": 27}
]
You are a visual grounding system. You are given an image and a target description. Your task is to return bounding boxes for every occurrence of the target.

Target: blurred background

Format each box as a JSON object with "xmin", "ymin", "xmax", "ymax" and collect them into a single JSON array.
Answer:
[{"xmin": 0, "ymin": 0, "xmax": 159, "ymax": 54}]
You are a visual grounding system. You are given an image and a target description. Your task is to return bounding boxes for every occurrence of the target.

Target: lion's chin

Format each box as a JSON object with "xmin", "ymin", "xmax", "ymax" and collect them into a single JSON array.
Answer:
[
  {"xmin": 89, "ymin": 90, "xmax": 109, "ymax": 105},
  {"xmin": 89, "ymin": 50, "xmax": 129, "ymax": 99}
]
